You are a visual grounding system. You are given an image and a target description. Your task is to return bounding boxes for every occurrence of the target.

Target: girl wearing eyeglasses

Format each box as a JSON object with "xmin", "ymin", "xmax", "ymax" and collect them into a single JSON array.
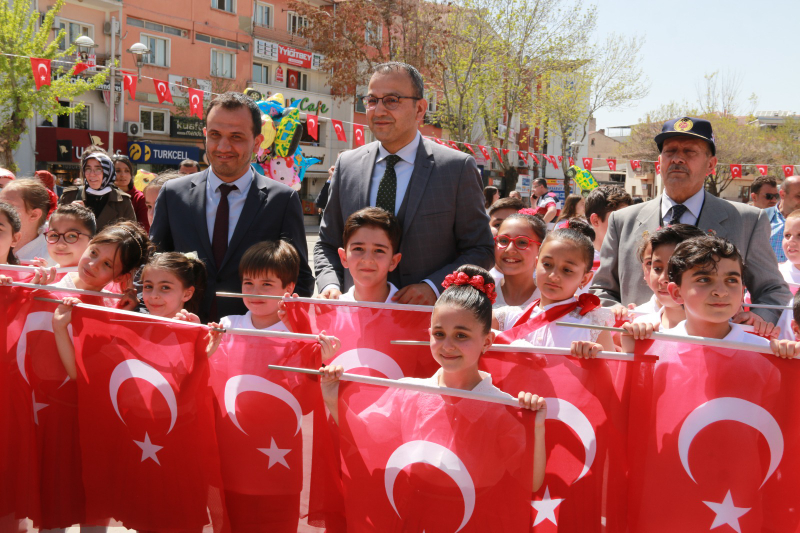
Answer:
[
  {"xmin": 490, "ymin": 213, "xmax": 544, "ymax": 309},
  {"xmin": 43, "ymin": 204, "xmax": 97, "ymax": 269}
]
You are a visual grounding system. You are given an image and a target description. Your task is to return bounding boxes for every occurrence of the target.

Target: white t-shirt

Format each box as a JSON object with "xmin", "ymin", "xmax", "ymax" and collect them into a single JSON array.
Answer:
[
  {"xmin": 489, "ymin": 266, "xmax": 504, "ymax": 283},
  {"xmin": 633, "ymin": 307, "xmax": 664, "ymax": 327},
  {"xmin": 220, "ymin": 311, "xmax": 289, "ymax": 332},
  {"xmin": 54, "ymin": 272, "xmax": 78, "ymax": 289},
  {"xmin": 339, "ymin": 282, "xmax": 399, "ymax": 303},
  {"xmin": 400, "ymin": 367, "xmax": 514, "ymax": 401},
  {"xmin": 778, "ymin": 261, "xmax": 800, "ymax": 285},
  {"xmin": 664, "ymin": 321, "xmax": 770, "ymax": 348},
  {"xmin": 631, "ymin": 295, "xmax": 660, "ymax": 316},
  {"xmin": 493, "ymin": 282, "xmax": 539, "ymax": 310},
  {"xmin": 495, "ymin": 297, "xmax": 614, "ymax": 345},
  {"xmin": 16, "ymin": 232, "xmax": 55, "ymax": 266}
]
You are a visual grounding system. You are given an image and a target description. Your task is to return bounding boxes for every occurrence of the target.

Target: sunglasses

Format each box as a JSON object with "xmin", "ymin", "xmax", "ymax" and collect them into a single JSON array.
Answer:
[
  {"xmin": 764, "ymin": 193, "xmax": 779, "ymax": 200},
  {"xmin": 494, "ymin": 234, "xmax": 541, "ymax": 250},
  {"xmin": 45, "ymin": 230, "xmax": 89, "ymax": 244}
]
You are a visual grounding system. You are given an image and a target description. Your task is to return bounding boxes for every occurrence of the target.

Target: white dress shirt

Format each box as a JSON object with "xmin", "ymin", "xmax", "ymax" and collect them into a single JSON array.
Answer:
[
  {"xmin": 369, "ymin": 131, "xmax": 421, "ymax": 215},
  {"xmin": 16, "ymin": 231, "xmax": 55, "ymax": 266},
  {"xmin": 220, "ymin": 311, "xmax": 289, "ymax": 332},
  {"xmin": 339, "ymin": 282, "xmax": 399, "ymax": 302},
  {"xmin": 205, "ymin": 167, "xmax": 254, "ymax": 244},
  {"xmin": 660, "ymin": 188, "xmax": 705, "ymax": 226}
]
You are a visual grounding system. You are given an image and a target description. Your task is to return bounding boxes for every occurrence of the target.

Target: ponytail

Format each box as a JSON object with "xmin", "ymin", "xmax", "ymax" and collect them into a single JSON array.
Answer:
[{"xmin": 435, "ymin": 265, "xmax": 496, "ymax": 333}]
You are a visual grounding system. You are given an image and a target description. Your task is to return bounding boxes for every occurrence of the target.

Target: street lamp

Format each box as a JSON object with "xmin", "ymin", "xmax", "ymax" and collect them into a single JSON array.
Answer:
[
  {"xmin": 126, "ymin": 42, "xmax": 150, "ymax": 81},
  {"xmin": 73, "ymin": 35, "xmax": 97, "ymax": 62}
]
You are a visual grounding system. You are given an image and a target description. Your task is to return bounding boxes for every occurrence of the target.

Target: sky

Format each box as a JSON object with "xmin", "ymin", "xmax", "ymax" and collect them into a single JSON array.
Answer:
[{"xmin": 592, "ymin": 0, "xmax": 800, "ymax": 132}]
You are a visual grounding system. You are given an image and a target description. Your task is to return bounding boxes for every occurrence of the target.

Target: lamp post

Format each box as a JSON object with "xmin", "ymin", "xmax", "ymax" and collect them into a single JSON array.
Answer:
[
  {"xmin": 126, "ymin": 42, "xmax": 150, "ymax": 81},
  {"xmin": 73, "ymin": 35, "xmax": 97, "ymax": 62}
]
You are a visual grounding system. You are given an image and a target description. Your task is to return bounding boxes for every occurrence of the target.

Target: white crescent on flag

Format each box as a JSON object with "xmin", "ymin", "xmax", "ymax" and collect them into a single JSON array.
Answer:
[
  {"xmin": 224, "ymin": 374, "xmax": 303, "ymax": 436},
  {"xmin": 545, "ymin": 397, "xmax": 596, "ymax": 482},
  {"xmin": 328, "ymin": 349, "xmax": 404, "ymax": 380},
  {"xmin": 109, "ymin": 359, "xmax": 178, "ymax": 434},
  {"xmin": 38, "ymin": 63, "xmax": 48, "ymax": 76},
  {"xmin": 157, "ymin": 82, "xmax": 166, "ymax": 95},
  {"xmin": 385, "ymin": 440, "xmax": 476, "ymax": 532},
  {"xmin": 191, "ymin": 94, "xmax": 200, "ymax": 107},
  {"xmin": 17, "ymin": 311, "xmax": 71, "ymax": 386}
]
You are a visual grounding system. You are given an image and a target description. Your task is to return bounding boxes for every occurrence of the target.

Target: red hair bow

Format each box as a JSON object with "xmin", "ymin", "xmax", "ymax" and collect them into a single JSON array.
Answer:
[
  {"xmin": 442, "ymin": 272, "xmax": 497, "ymax": 305},
  {"xmin": 518, "ymin": 207, "xmax": 538, "ymax": 216},
  {"xmin": 576, "ymin": 293, "xmax": 600, "ymax": 315}
]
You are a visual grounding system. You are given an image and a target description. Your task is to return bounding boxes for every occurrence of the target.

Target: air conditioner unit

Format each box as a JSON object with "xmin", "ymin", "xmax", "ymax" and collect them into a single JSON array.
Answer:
[
  {"xmin": 125, "ymin": 122, "xmax": 144, "ymax": 137},
  {"xmin": 103, "ymin": 21, "xmax": 120, "ymax": 36},
  {"xmin": 517, "ymin": 159, "xmax": 528, "ymax": 168}
]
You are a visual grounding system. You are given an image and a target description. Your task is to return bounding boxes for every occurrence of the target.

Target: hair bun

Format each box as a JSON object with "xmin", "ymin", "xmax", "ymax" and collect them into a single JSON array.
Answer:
[{"xmin": 442, "ymin": 271, "xmax": 497, "ymax": 304}]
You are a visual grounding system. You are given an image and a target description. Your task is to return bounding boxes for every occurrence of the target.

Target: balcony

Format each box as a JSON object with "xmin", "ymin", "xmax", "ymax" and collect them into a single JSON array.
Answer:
[{"xmin": 252, "ymin": 25, "xmax": 312, "ymax": 49}]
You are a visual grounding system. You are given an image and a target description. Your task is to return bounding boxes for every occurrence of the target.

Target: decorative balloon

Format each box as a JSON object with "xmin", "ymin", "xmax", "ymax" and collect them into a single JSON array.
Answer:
[{"xmin": 244, "ymin": 88, "xmax": 317, "ymax": 190}]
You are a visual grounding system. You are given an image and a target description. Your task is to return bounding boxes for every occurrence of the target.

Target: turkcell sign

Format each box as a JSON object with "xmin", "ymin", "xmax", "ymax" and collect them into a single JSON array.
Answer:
[
  {"xmin": 278, "ymin": 45, "xmax": 313, "ymax": 69},
  {"xmin": 127, "ymin": 142, "xmax": 200, "ymax": 165}
]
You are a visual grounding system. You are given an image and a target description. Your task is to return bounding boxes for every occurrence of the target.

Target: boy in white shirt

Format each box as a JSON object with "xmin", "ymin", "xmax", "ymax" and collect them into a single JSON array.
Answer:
[{"xmin": 336, "ymin": 207, "xmax": 402, "ymax": 303}]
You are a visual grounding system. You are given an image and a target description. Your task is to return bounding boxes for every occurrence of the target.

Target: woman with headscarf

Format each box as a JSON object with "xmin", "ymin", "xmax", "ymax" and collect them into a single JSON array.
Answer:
[
  {"xmin": 112, "ymin": 154, "xmax": 149, "ymax": 232},
  {"xmin": 58, "ymin": 151, "xmax": 136, "ymax": 231}
]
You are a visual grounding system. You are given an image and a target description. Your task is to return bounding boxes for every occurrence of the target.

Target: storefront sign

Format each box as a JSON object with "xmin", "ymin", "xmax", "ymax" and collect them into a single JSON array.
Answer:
[
  {"xmin": 168, "ymin": 75, "xmax": 211, "ymax": 98},
  {"xmin": 170, "ymin": 117, "xmax": 205, "ymax": 139},
  {"xmin": 516, "ymin": 176, "xmax": 531, "ymax": 194},
  {"xmin": 36, "ymin": 127, "xmax": 128, "ymax": 163},
  {"xmin": 249, "ymin": 84, "xmax": 331, "ymax": 115},
  {"xmin": 254, "ymin": 39, "xmax": 323, "ymax": 70},
  {"xmin": 127, "ymin": 142, "xmax": 200, "ymax": 165}
]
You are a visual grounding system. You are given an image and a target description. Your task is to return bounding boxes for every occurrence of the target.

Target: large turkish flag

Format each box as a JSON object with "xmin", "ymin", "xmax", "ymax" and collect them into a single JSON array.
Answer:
[
  {"xmin": 208, "ymin": 333, "xmax": 322, "ymax": 532},
  {"xmin": 71, "ymin": 304, "xmax": 222, "ymax": 532},
  {"xmin": 339, "ymin": 381, "xmax": 535, "ymax": 532},
  {"xmin": 627, "ymin": 340, "xmax": 800, "ymax": 533}
]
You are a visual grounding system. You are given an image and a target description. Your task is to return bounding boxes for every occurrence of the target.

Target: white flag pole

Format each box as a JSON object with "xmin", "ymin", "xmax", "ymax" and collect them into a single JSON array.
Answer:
[
  {"xmin": 216, "ymin": 292, "xmax": 433, "ymax": 312},
  {"xmin": 13, "ymin": 282, "xmax": 124, "ymax": 298},
  {"xmin": 390, "ymin": 340, "xmax": 655, "ymax": 362}
]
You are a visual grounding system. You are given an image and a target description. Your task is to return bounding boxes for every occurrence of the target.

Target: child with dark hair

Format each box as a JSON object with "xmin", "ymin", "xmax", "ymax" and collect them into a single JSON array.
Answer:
[
  {"xmin": 0, "ymin": 179, "xmax": 54, "ymax": 264},
  {"xmin": 320, "ymin": 264, "xmax": 548, "ymax": 492},
  {"xmin": 585, "ymin": 185, "xmax": 632, "ymax": 261},
  {"xmin": 493, "ymin": 213, "xmax": 545, "ymax": 308},
  {"xmin": 141, "ymin": 252, "xmax": 208, "ymax": 319},
  {"xmin": 488, "ymin": 197, "xmax": 525, "ymax": 236},
  {"xmin": 0, "ymin": 202, "xmax": 21, "ymax": 264},
  {"xmin": 43, "ymin": 204, "xmax": 96, "ymax": 268}
]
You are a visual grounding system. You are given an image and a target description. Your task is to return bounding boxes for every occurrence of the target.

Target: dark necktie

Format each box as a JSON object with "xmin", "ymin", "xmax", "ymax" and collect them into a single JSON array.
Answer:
[
  {"xmin": 669, "ymin": 204, "xmax": 688, "ymax": 226},
  {"xmin": 211, "ymin": 184, "xmax": 237, "ymax": 267},
  {"xmin": 376, "ymin": 154, "xmax": 402, "ymax": 214}
]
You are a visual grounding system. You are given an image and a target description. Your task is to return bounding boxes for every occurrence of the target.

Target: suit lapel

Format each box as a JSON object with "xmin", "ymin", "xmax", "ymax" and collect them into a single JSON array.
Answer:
[
  {"xmin": 402, "ymin": 138, "xmax": 434, "ymax": 233},
  {"xmin": 696, "ymin": 191, "xmax": 727, "ymax": 237},
  {"xmin": 222, "ymin": 173, "xmax": 268, "ymax": 270},
  {"xmin": 634, "ymin": 195, "xmax": 663, "ymax": 233},
  {"xmin": 190, "ymin": 171, "xmax": 214, "ymax": 265},
  {"xmin": 357, "ymin": 144, "xmax": 378, "ymax": 210}
]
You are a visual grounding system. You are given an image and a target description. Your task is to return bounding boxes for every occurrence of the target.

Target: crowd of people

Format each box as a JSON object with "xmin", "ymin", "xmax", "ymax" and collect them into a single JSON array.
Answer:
[{"xmin": 1, "ymin": 60, "xmax": 800, "ymax": 530}]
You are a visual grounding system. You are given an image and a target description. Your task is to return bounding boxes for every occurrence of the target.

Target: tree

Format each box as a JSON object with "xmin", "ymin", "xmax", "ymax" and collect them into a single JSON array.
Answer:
[
  {"xmin": 772, "ymin": 116, "xmax": 800, "ymax": 167},
  {"xmin": 537, "ymin": 33, "xmax": 649, "ymax": 195},
  {"xmin": 0, "ymin": 0, "xmax": 108, "ymax": 170}
]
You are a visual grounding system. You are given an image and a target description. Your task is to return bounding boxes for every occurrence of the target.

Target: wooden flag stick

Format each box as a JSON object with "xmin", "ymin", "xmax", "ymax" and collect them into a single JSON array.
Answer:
[
  {"xmin": 554, "ymin": 321, "xmax": 775, "ymax": 356},
  {"xmin": 12, "ymin": 282, "xmax": 123, "ymax": 298},
  {"xmin": 390, "ymin": 340, "xmax": 656, "ymax": 363},
  {"xmin": 269, "ymin": 365, "xmax": 520, "ymax": 407}
]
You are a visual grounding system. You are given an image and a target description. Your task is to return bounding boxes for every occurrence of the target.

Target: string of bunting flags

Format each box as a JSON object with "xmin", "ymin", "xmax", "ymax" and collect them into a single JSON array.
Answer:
[{"xmin": 18, "ymin": 53, "xmax": 800, "ymax": 174}]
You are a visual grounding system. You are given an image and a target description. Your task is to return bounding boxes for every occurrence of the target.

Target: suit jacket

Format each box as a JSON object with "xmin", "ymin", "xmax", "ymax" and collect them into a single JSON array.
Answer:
[
  {"xmin": 149, "ymin": 169, "xmax": 314, "ymax": 321},
  {"xmin": 59, "ymin": 186, "xmax": 137, "ymax": 232},
  {"xmin": 591, "ymin": 191, "xmax": 791, "ymax": 323},
  {"xmin": 314, "ymin": 137, "xmax": 494, "ymax": 292}
]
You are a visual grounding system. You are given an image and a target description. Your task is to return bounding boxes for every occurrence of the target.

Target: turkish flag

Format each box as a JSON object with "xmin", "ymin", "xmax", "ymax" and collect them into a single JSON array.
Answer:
[
  {"xmin": 306, "ymin": 114, "xmax": 319, "ymax": 140},
  {"xmin": 286, "ymin": 69, "xmax": 300, "ymax": 90},
  {"xmin": 433, "ymin": 138, "xmax": 444, "ymax": 145},
  {"xmin": 606, "ymin": 158, "xmax": 617, "ymax": 171},
  {"xmin": 730, "ymin": 164, "xmax": 742, "ymax": 178},
  {"xmin": 338, "ymin": 381, "xmax": 535, "ymax": 531},
  {"xmin": 153, "ymin": 78, "xmax": 173, "ymax": 104},
  {"xmin": 30, "ymin": 58, "xmax": 51, "ymax": 90},
  {"xmin": 188, "ymin": 88, "xmax": 204, "ymax": 119},
  {"xmin": 558, "ymin": 155, "xmax": 563, "ymax": 163},
  {"xmin": 208, "ymin": 333, "xmax": 322, "ymax": 531},
  {"xmin": 448, "ymin": 140, "xmax": 460, "ymax": 151},
  {"xmin": 478, "ymin": 145, "xmax": 492, "ymax": 160},
  {"xmin": 518, "ymin": 151, "xmax": 528, "ymax": 162},
  {"xmin": 123, "ymin": 73, "xmax": 137, "ymax": 99},
  {"xmin": 530, "ymin": 153, "xmax": 540, "ymax": 165},
  {"xmin": 503, "ymin": 148, "xmax": 510, "ymax": 156},
  {"xmin": 493, "ymin": 147, "xmax": 503, "ymax": 161},
  {"xmin": 353, "ymin": 124, "xmax": 365, "ymax": 147},
  {"xmin": 569, "ymin": 157, "xmax": 575, "ymax": 166},
  {"xmin": 332, "ymin": 119, "xmax": 347, "ymax": 142},
  {"xmin": 631, "ymin": 159, "xmax": 641, "ymax": 171},
  {"xmin": 72, "ymin": 62, "xmax": 89, "ymax": 76},
  {"xmin": 546, "ymin": 154, "xmax": 559, "ymax": 170},
  {"xmin": 756, "ymin": 165, "xmax": 768, "ymax": 176},
  {"xmin": 480, "ymin": 349, "xmax": 631, "ymax": 532},
  {"xmin": 783, "ymin": 165, "xmax": 795, "ymax": 178},
  {"xmin": 464, "ymin": 144, "xmax": 476, "ymax": 155},
  {"xmin": 627, "ymin": 340, "xmax": 800, "ymax": 532},
  {"xmin": 582, "ymin": 157, "xmax": 592, "ymax": 171},
  {"xmin": 655, "ymin": 161, "xmax": 662, "ymax": 175},
  {"xmin": 71, "ymin": 305, "xmax": 222, "ymax": 532}
]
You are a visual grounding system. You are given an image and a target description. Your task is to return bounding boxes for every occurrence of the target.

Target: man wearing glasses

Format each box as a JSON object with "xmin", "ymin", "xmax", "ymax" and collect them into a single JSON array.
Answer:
[
  {"xmin": 768, "ymin": 174, "xmax": 800, "ymax": 263},
  {"xmin": 314, "ymin": 62, "xmax": 493, "ymax": 305}
]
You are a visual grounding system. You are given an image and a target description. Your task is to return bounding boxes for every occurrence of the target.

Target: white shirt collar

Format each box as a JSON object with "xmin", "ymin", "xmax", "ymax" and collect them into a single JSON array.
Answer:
[
  {"xmin": 377, "ymin": 131, "xmax": 421, "ymax": 165},
  {"xmin": 661, "ymin": 188, "xmax": 705, "ymax": 221},
  {"xmin": 208, "ymin": 166, "xmax": 253, "ymax": 194},
  {"xmin": 540, "ymin": 296, "xmax": 577, "ymax": 311}
]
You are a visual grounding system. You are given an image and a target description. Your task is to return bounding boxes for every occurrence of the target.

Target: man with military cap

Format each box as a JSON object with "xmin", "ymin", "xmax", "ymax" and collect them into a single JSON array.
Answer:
[{"xmin": 591, "ymin": 117, "xmax": 791, "ymax": 323}]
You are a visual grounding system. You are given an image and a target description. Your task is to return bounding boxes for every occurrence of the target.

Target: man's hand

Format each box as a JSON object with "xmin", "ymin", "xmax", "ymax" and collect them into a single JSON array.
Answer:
[
  {"xmin": 392, "ymin": 283, "xmax": 436, "ymax": 305},
  {"xmin": 319, "ymin": 287, "xmax": 341, "ymax": 299}
]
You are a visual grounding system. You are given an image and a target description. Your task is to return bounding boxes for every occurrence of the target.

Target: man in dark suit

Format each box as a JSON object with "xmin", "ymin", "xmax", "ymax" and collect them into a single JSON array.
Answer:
[
  {"xmin": 591, "ymin": 117, "xmax": 790, "ymax": 323},
  {"xmin": 150, "ymin": 92, "xmax": 313, "ymax": 321},
  {"xmin": 314, "ymin": 62, "xmax": 494, "ymax": 305}
]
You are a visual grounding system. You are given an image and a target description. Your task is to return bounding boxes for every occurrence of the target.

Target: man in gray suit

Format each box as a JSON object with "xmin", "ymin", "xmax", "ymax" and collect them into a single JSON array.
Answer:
[
  {"xmin": 592, "ymin": 116, "xmax": 790, "ymax": 323},
  {"xmin": 314, "ymin": 62, "xmax": 494, "ymax": 304}
]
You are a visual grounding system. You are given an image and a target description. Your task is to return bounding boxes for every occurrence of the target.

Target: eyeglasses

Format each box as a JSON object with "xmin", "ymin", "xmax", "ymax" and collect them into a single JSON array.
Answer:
[
  {"xmin": 764, "ymin": 193, "xmax": 779, "ymax": 200},
  {"xmin": 494, "ymin": 234, "xmax": 541, "ymax": 250},
  {"xmin": 362, "ymin": 95, "xmax": 421, "ymax": 110},
  {"xmin": 83, "ymin": 167, "xmax": 104, "ymax": 176},
  {"xmin": 45, "ymin": 230, "xmax": 89, "ymax": 244}
]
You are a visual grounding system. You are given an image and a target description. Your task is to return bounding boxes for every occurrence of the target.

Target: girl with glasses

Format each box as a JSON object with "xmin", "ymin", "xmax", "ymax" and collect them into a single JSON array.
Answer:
[
  {"xmin": 43, "ymin": 204, "xmax": 96, "ymax": 269},
  {"xmin": 491, "ymin": 213, "xmax": 544, "ymax": 309}
]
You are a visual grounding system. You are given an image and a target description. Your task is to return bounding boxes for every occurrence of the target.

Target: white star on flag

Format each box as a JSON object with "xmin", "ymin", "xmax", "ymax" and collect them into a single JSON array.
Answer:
[
  {"xmin": 532, "ymin": 486, "xmax": 564, "ymax": 526},
  {"xmin": 32, "ymin": 391, "xmax": 48, "ymax": 425},
  {"xmin": 134, "ymin": 432, "xmax": 163, "ymax": 465},
  {"xmin": 703, "ymin": 490, "xmax": 750, "ymax": 533},
  {"xmin": 258, "ymin": 437, "xmax": 291, "ymax": 469}
]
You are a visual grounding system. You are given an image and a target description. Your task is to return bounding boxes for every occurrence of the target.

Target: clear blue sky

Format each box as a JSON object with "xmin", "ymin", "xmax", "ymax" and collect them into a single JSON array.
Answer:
[{"xmin": 592, "ymin": 0, "xmax": 800, "ymax": 130}]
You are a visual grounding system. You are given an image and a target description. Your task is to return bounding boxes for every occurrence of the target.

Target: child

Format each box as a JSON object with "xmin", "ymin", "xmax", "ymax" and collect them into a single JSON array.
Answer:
[
  {"xmin": 141, "ymin": 251, "xmax": 207, "ymax": 320},
  {"xmin": 780, "ymin": 210, "xmax": 800, "ymax": 285},
  {"xmin": 0, "ymin": 202, "xmax": 21, "ymax": 264},
  {"xmin": 337, "ymin": 207, "xmax": 402, "ymax": 303},
  {"xmin": 488, "ymin": 197, "xmax": 525, "ymax": 237},
  {"xmin": 220, "ymin": 240, "xmax": 299, "ymax": 331},
  {"xmin": 0, "ymin": 179, "xmax": 54, "ymax": 264},
  {"xmin": 43, "ymin": 204, "xmax": 96, "ymax": 268},
  {"xmin": 585, "ymin": 185, "xmax": 632, "ymax": 263},
  {"xmin": 321, "ymin": 265, "xmax": 547, "ymax": 492},
  {"xmin": 494, "ymin": 228, "xmax": 615, "ymax": 352},
  {"xmin": 143, "ymin": 171, "xmax": 179, "ymax": 227},
  {"xmin": 622, "ymin": 236, "xmax": 797, "ymax": 357},
  {"xmin": 493, "ymin": 213, "xmax": 545, "ymax": 308}
]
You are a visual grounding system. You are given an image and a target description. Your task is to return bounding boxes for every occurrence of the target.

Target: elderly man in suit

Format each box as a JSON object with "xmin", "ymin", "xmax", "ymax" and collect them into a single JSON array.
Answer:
[
  {"xmin": 150, "ymin": 92, "xmax": 314, "ymax": 321},
  {"xmin": 314, "ymin": 62, "xmax": 494, "ymax": 305},
  {"xmin": 592, "ymin": 117, "xmax": 790, "ymax": 323}
]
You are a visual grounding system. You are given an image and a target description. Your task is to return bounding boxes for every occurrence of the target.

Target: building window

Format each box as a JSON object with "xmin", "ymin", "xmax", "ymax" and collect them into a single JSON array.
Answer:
[
  {"xmin": 254, "ymin": 2, "xmax": 273, "ymax": 27},
  {"xmin": 213, "ymin": 0, "xmax": 235, "ymax": 13},
  {"xmin": 287, "ymin": 12, "xmax": 307, "ymax": 35},
  {"xmin": 57, "ymin": 20, "xmax": 92, "ymax": 51},
  {"xmin": 57, "ymin": 101, "xmax": 90, "ymax": 129},
  {"xmin": 142, "ymin": 34, "xmax": 169, "ymax": 67},
  {"xmin": 253, "ymin": 63, "xmax": 269, "ymax": 84},
  {"xmin": 424, "ymin": 90, "xmax": 436, "ymax": 113},
  {"xmin": 140, "ymin": 107, "xmax": 169, "ymax": 134},
  {"xmin": 211, "ymin": 49, "xmax": 235, "ymax": 79},
  {"xmin": 365, "ymin": 21, "xmax": 382, "ymax": 46}
]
